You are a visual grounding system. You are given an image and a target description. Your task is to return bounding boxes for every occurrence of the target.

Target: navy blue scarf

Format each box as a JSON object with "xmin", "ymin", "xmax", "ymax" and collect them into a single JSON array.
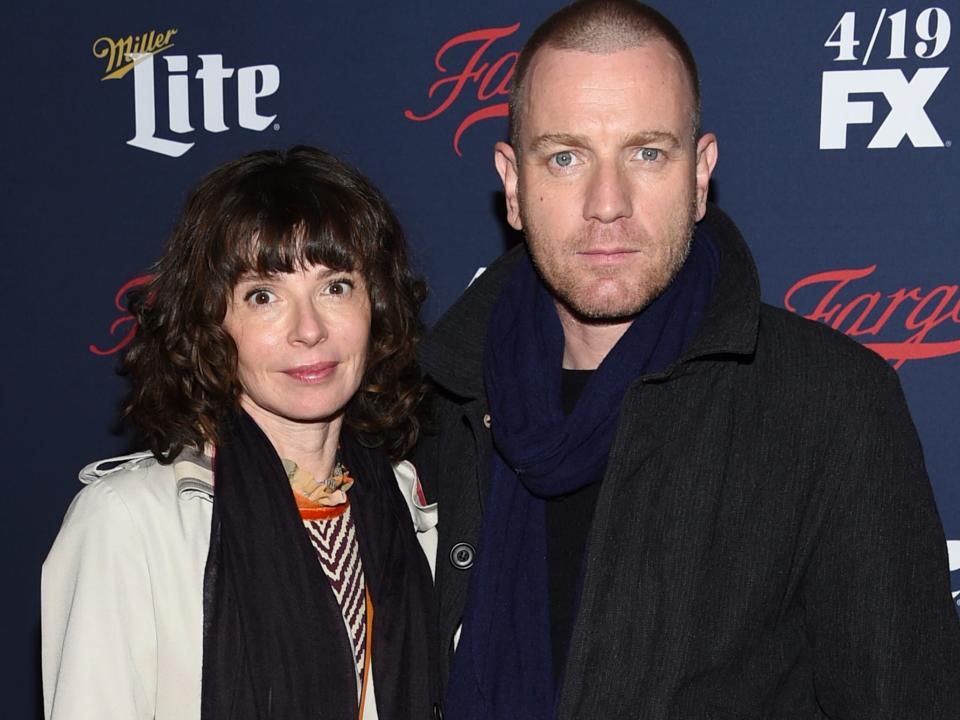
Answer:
[{"xmin": 444, "ymin": 226, "xmax": 719, "ymax": 720}]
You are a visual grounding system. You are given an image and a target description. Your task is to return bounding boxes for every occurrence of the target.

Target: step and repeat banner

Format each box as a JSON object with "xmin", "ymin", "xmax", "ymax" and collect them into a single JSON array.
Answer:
[{"xmin": 4, "ymin": 1, "xmax": 957, "ymax": 714}]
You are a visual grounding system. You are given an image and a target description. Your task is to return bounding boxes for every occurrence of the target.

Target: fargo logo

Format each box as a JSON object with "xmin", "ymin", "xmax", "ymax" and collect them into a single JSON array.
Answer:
[
  {"xmin": 92, "ymin": 28, "xmax": 280, "ymax": 158},
  {"xmin": 405, "ymin": 23, "xmax": 520, "ymax": 156},
  {"xmin": 89, "ymin": 275, "xmax": 151, "ymax": 356},
  {"xmin": 784, "ymin": 265, "xmax": 960, "ymax": 369},
  {"xmin": 819, "ymin": 8, "xmax": 951, "ymax": 150}
]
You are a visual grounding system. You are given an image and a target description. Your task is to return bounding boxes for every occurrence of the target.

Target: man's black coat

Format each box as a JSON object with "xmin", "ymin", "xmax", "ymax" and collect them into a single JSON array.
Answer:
[{"xmin": 415, "ymin": 205, "xmax": 960, "ymax": 718}]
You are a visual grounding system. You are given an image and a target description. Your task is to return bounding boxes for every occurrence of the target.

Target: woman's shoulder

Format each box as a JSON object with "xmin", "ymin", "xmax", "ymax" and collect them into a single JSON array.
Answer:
[
  {"xmin": 65, "ymin": 449, "xmax": 213, "ymax": 526},
  {"xmin": 43, "ymin": 451, "xmax": 210, "ymax": 720},
  {"xmin": 78, "ymin": 451, "xmax": 163, "ymax": 484},
  {"xmin": 46, "ymin": 449, "xmax": 214, "ymax": 591},
  {"xmin": 45, "ymin": 454, "xmax": 174, "ymax": 585},
  {"xmin": 75, "ymin": 452, "xmax": 173, "ymax": 506}
]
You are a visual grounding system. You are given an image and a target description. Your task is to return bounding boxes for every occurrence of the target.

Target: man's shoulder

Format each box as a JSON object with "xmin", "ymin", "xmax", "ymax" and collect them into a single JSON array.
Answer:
[
  {"xmin": 441, "ymin": 244, "xmax": 525, "ymax": 321},
  {"xmin": 758, "ymin": 302, "xmax": 886, "ymax": 361},
  {"xmin": 419, "ymin": 244, "xmax": 527, "ymax": 398},
  {"xmin": 756, "ymin": 301, "xmax": 900, "ymax": 394}
]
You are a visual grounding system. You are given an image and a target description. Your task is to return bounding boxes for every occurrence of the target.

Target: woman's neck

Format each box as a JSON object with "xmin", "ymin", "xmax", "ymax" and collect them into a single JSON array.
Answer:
[{"xmin": 238, "ymin": 399, "xmax": 344, "ymax": 481}]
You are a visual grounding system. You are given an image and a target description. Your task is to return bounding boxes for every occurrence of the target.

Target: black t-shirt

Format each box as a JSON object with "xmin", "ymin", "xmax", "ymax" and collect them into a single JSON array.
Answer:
[{"xmin": 546, "ymin": 368, "xmax": 603, "ymax": 685}]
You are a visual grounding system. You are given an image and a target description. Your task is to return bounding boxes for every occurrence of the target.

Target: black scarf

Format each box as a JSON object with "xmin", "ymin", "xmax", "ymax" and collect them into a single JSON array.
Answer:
[
  {"xmin": 445, "ymin": 227, "xmax": 718, "ymax": 719},
  {"xmin": 201, "ymin": 409, "xmax": 436, "ymax": 720}
]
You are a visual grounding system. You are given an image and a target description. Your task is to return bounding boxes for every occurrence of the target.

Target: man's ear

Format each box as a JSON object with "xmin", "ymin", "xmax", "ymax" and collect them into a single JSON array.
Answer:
[
  {"xmin": 494, "ymin": 141, "xmax": 522, "ymax": 230},
  {"xmin": 694, "ymin": 133, "xmax": 718, "ymax": 220}
]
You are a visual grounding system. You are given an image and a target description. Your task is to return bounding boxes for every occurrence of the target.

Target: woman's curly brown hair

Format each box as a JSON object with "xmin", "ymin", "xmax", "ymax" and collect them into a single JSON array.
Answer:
[{"xmin": 122, "ymin": 146, "xmax": 428, "ymax": 463}]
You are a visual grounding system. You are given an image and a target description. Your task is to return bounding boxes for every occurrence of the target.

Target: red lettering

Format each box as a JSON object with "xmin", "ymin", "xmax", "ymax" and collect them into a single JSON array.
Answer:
[
  {"xmin": 783, "ymin": 266, "xmax": 877, "ymax": 324},
  {"xmin": 834, "ymin": 292, "xmax": 881, "ymax": 334},
  {"xmin": 404, "ymin": 23, "xmax": 521, "ymax": 156},
  {"xmin": 784, "ymin": 266, "xmax": 960, "ymax": 369},
  {"xmin": 453, "ymin": 103, "xmax": 509, "ymax": 155},
  {"xmin": 865, "ymin": 339, "xmax": 960, "ymax": 364},
  {"xmin": 89, "ymin": 274, "xmax": 152, "ymax": 356},
  {"xmin": 857, "ymin": 287, "xmax": 922, "ymax": 335},
  {"xmin": 905, "ymin": 285, "xmax": 958, "ymax": 333},
  {"xmin": 404, "ymin": 24, "xmax": 519, "ymax": 122},
  {"xmin": 477, "ymin": 51, "xmax": 517, "ymax": 101}
]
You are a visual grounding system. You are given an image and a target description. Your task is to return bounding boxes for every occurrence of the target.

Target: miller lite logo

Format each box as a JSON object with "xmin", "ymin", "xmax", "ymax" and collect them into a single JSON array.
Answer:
[
  {"xmin": 92, "ymin": 28, "xmax": 280, "ymax": 157},
  {"xmin": 819, "ymin": 7, "xmax": 951, "ymax": 150}
]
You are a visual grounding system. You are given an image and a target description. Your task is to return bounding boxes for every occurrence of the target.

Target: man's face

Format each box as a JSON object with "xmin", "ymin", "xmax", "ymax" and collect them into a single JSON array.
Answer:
[{"xmin": 495, "ymin": 41, "xmax": 717, "ymax": 321}]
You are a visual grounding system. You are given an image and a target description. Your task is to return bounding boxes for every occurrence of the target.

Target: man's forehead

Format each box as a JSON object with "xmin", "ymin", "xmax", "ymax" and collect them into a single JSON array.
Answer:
[
  {"xmin": 524, "ymin": 41, "xmax": 690, "ymax": 96},
  {"xmin": 518, "ymin": 42, "xmax": 695, "ymax": 139}
]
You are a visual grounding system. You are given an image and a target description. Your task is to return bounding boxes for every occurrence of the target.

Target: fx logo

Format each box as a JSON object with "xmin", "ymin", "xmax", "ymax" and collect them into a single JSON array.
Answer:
[{"xmin": 819, "ymin": 67, "xmax": 949, "ymax": 149}]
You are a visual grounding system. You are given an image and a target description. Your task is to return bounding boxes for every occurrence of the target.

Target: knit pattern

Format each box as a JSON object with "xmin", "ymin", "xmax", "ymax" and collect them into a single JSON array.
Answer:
[{"xmin": 304, "ymin": 506, "xmax": 366, "ymax": 677}]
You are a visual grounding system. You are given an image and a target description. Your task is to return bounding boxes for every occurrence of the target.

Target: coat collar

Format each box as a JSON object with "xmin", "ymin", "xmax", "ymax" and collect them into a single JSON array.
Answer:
[
  {"xmin": 418, "ymin": 203, "xmax": 760, "ymax": 399},
  {"xmin": 173, "ymin": 448, "xmax": 214, "ymax": 499}
]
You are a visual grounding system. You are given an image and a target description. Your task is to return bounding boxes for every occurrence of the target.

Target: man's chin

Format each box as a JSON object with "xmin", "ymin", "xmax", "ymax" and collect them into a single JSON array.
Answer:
[{"xmin": 557, "ymin": 289, "xmax": 658, "ymax": 324}]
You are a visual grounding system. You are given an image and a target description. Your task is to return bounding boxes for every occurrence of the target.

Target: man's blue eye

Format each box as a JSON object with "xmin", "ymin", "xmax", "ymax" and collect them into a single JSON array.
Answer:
[
  {"xmin": 640, "ymin": 148, "xmax": 660, "ymax": 161},
  {"xmin": 554, "ymin": 151, "xmax": 574, "ymax": 167}
]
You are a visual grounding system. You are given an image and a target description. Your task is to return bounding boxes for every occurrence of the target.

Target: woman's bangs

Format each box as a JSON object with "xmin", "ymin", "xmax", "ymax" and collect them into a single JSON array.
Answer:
[{"xmin": 229, "ymin": 208, "xmax": 364, "ymax": 281}]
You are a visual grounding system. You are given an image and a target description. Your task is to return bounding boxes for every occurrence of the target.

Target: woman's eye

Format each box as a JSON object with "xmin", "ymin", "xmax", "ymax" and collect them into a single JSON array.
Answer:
[
  {"xmin": 326, "ymin": 279, "xmax": 354, "ymax": 296},
  {"xmin": 244, "ymin": 288, "xmax": 275, "ymax": 305},
  {"xmin": 638, "ymin": 147, "xmax": 661, "ymax": 162}
]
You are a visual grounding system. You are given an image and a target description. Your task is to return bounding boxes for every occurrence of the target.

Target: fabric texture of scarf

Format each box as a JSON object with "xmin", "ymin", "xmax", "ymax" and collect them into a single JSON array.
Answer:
[
  {"xmin": 201, "ymin": 409, "xmax": 436, "ymax": 720},
  {"xmin": 444, "ymin": 226, "xmax": 719, "ymax": 720}
]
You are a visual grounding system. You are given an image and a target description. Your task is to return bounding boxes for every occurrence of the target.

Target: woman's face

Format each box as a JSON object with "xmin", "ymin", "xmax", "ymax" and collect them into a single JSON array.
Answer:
[{"xmin": 222, "ymin": 263, "xmax": 372, "ymax": 431}]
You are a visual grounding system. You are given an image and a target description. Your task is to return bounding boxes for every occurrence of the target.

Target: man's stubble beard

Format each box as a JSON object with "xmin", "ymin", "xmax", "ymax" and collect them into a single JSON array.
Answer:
[{"xmin": 519, "ymin": 185, "xmax": 699, "ymax": 324}]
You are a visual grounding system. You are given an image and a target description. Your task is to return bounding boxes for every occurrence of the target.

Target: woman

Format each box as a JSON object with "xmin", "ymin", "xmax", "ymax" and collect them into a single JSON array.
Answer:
[{"xmin": 42, "ymin": 147, "xmax": 438, "ymax": 720}]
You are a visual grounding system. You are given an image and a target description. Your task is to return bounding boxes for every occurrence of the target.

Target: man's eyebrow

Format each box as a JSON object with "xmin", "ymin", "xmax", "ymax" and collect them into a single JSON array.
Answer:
[
  {"xmin": 527, "ymin": 130, "xmax": 684, "ymax": 154},
  {"xmin": 624, "ymin": 131, "xmax": 683, "ymax": 150},
  {"xmin": 528, "ymin": 133, "xmax": 592, "ymax": 154}
]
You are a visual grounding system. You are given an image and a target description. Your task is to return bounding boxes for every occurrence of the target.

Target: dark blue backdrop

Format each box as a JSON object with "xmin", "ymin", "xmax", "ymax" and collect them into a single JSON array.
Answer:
[{"xmin": 4, "ymin": 1, "xmax": 958, "ymax": 715}]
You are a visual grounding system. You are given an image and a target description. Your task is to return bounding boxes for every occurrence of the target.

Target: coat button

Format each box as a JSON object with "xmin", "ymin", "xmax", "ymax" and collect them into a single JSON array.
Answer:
[
  {"xmin": 449, "ymin": 542, "xmax": 475, "ymax": 570},
  {"xmin": 482, "ymin": 413, "xmax": 492, "ymax": 429},
  {"xmin": 433, "ymin": 704, "xmax": 444, "ymax": 720}
]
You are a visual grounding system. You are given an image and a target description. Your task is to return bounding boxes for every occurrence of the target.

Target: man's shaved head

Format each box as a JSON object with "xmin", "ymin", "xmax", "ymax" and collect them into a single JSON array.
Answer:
[{"xmin": 509, "ymin": 0, "xmax": 702, "ymax": 153}]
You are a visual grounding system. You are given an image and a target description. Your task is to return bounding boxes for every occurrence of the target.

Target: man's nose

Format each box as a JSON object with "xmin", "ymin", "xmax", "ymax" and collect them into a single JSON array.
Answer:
[{"xmin": 583, "ymin": 160, "xmax": 633, "ymax": 223}]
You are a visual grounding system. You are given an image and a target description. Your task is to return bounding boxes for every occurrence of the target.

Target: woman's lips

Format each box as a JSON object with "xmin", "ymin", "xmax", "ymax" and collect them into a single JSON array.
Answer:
[{"xmin": 283, "ymin": 361, "xmax": 338, "ymax": 383}]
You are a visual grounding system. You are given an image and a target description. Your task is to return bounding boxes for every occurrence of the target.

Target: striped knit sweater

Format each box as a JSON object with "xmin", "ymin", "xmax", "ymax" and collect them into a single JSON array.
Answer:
[{"xmin": 302, "ymin": 505, "xmax": 367, "ymax": 677}]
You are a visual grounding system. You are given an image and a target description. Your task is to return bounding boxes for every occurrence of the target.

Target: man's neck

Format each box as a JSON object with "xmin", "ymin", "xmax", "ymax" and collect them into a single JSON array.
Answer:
[{"xmin": 556, "ymin": 302, "xmax": 634, "ymax": 370}]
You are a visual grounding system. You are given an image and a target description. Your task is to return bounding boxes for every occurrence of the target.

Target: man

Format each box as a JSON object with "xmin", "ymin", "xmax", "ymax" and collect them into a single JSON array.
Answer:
[{"xmin": 415, "ymin": 1, "xmax": 960, "ymax": 718}]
